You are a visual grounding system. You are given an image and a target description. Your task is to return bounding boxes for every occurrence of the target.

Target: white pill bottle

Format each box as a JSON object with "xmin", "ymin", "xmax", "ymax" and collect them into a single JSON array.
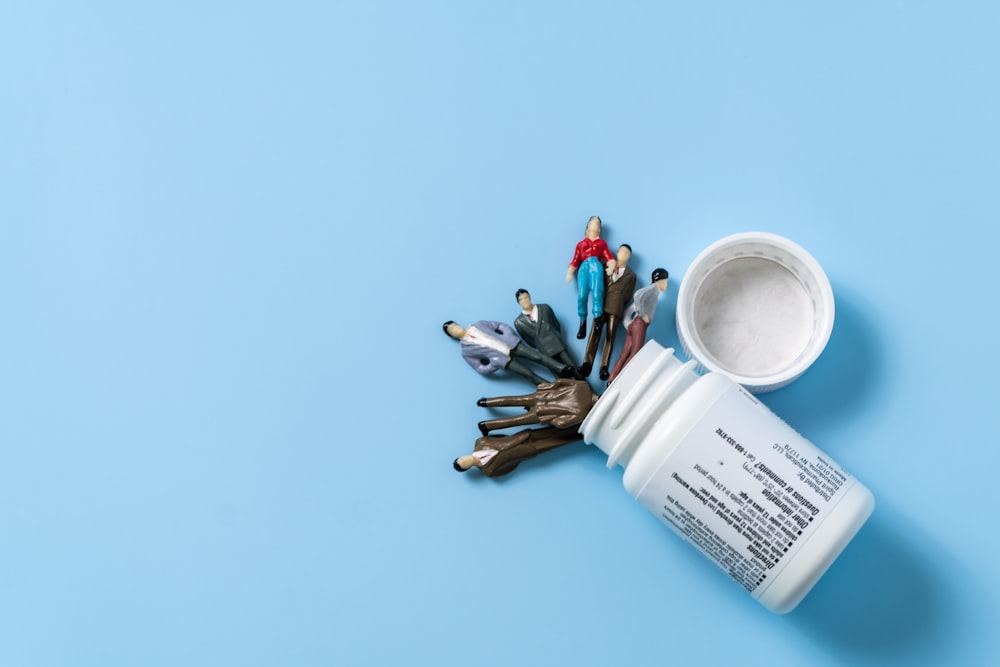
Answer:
[{"xmin": 580, "ymin": 341, "xmax": 874, "ymax": 613}]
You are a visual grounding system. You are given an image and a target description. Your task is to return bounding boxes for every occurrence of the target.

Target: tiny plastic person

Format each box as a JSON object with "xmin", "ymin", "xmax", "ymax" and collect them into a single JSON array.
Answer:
[
  {"xmin": 566, "ymin": 216, "xmax": 617, "ymax": 339},
  {"xmin": 453, "ymin": 426, "xmax": 582, "ymax": 477},
  {"xmin": 443, "ymin": 320, "xmax": 575, "ymax": 386},
  {"xmin": 608, "ymin": 268, "xmax": 669, "ymax": 383},
  {"xmin": 475, "ymin": 378, "xmax": 598, "ymax": 436},
  {"xmin": 581, "ymin": 243, "xmax": 637, "ymax": 380},
  {"xmin": 513, "ymin": 289, "xmax": 579, "ymax": 377}
]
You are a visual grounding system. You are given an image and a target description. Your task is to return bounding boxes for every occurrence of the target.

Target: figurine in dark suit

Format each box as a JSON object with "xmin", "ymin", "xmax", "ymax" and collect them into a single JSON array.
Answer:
[
  {"xmin": 581, "ymin": 244, "xmax": 637, "ymax": 380},
  {"xmin": 513, "ymin": 289, "xmax": 579, "ymax": 376}
]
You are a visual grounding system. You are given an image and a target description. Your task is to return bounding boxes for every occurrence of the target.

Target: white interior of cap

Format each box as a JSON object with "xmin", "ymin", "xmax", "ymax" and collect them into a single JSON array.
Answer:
[{"xmin": 692, "ymin": 257, "xmax": 812, "ymax": 377}]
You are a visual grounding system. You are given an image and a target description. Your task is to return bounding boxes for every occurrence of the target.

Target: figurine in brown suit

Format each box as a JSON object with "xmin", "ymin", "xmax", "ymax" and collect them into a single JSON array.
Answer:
[
  {"xmin": 474, "ymin": 378, "xmax": 598, "ymax": 436},
  {"xmin": 453, "ymin": 379, "xmax": 599, "ymax": 477},
  {"xmin": 581, "ymin": 244, "xmax": 637, "ymax": 381},
  {"xmin": 453, "ymin": 427, "xmax": 582, "ymax": 477}
]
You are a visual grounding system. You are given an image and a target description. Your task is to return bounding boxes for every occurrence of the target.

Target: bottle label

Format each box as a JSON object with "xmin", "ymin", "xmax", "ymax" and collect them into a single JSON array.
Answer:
[{"xmin": 634, "ymin": 384, "xmax": 857, "ymax": 599}]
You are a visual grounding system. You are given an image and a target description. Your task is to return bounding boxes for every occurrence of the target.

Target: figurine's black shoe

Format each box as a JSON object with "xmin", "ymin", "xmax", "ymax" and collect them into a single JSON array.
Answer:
[
  {"xmin": 576, "ymin": 321, "xmax": 587, "ymax": 339},
  {"xmin": 559, "ymin": 365, "xmax": 575, "ymax": 379},
  {"xmin": 477, "ymin": 398, "xmax": 488, "ymax": 407},
  {"xmin": 478, "ymin": 421, "xmax": 490, "ymax": 436},
  {"xmin": 599, "ymin": 366, "xmax": 610, "ymax": 381},
  {"xmin": 578, "ymin": 362, "xmax": 593, "ymax": 378},
  {"xmin": 453, "ymin": 458, "xmax": 468, "ymax": 472}
]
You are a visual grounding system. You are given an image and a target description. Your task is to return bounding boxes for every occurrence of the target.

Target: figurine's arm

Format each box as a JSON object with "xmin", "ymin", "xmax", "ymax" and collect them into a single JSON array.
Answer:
[
  {"xmin": 513, "ymin": 317, "xmax": 530, "ymax": 342},
  {"xmin": 541, "ymin": 305, "xmax": 561, "ymax": 333},
  {"xmin": 601, "ymin": 240, "xmax": 617, "ymax": 275},
  {"xmin": 567, "ymin": 240, "xmax": 584, "ymax": 281},
  {"xmin": 633, "ymin": 285, "xmax": 657, "ymax": 324},
  {"xmin": 482, "ymin": 320, "xmax": 503, "ymax": 331},
  {"xmin": 463, "ymin": 345, "xmax": 508, "ymax": 375},
  {"xmin": 484, "ymin": 320, "xmax": 516, "ymax": 337},
  {"xmin": 622, "ymin": 271, "xmax": 637, "ymax": 298},
  {"xmin": 600, "ymin": 240, "xmax": 615, "ymax": 263},
  {"xmin": 483, "ymin": 320, "xmax": 522, "ymax": 349}
]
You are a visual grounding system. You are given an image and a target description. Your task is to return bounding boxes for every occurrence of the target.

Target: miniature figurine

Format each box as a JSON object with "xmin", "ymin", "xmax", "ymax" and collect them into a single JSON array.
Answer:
[
  {"xmin": 443, "ymin": 320, "xmax": 575, "ymax": 386},
  {"xmin": 513, "ymin": 289, "xmax": 580, "ymax": 378},
  {"xmin": 565, "ymin": 216, "xmax": 617, "ymax": 339},
  {"xmin": 475, "ymin": 378, "xmax": 598, "ymax": 435},
  {"xmin": 453, "ymin": 426, "xmax": 582, "ymax": 477},
  {"xmin": 608, "ymin": 268, "xmax": 669, "ymax": 383},
  {"xmin": 581, "ymin": 243, "xmax": 637, "ymax": 380}
]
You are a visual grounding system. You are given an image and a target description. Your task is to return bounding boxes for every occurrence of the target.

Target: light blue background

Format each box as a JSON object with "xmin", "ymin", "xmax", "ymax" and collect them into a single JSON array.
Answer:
[{"xmin": 3, "ymin": 2, "xmax": 998, "ymax": 665}]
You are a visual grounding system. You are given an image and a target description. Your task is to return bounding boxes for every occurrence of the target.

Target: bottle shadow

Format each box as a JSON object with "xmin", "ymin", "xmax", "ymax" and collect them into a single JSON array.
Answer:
[
  {"xmin": 755, "ymin": 285, "xmax": 886, "ymax": 432},
  {"xmin": 788, "ymin": 506, "xmax": 970, "ymax": 664}
]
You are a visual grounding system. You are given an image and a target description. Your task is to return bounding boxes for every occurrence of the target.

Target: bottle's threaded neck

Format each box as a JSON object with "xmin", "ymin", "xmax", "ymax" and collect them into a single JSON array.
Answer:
[{"xmin": 580, "ymin": 342, "xmax": 700, "ymax": 468}]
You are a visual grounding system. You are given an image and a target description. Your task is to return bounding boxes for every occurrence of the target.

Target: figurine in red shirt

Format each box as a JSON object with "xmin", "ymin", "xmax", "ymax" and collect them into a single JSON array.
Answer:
[{"xmin": 565, "ymin": 216, "xmax": 617, "ymax": 339}]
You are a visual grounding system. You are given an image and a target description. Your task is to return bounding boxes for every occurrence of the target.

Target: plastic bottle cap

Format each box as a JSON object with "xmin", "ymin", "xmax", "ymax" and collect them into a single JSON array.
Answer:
[{"xmin": 676, "ymin": 232, "xmax": 835, "ymax": 393}]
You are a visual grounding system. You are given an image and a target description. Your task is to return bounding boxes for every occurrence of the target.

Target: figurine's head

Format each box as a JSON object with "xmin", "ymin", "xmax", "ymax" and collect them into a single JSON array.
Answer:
[
  {"xmin": 443, "ymin": 321, "xmax": 466, "ymax": 340},
  {"xmin": 652, "ymin": 268, "xmax": 669, "ymax": 292},
  {"xmin": 617, "ymin": 244, "xmax": 632, "ymax": 267},
  {"xmin": 515, "ymin": 289, "xmax": 533, "ymax": 311},
  {"xmin": 585, "ymin": 216, "xmax": 602, "ymax": 239}
]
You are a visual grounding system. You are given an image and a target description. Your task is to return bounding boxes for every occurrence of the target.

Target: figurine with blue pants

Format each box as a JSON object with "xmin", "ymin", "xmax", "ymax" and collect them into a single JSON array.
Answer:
[{"xmin": 566, "ymin": 216, "xmax": 617, "ymax": 340}]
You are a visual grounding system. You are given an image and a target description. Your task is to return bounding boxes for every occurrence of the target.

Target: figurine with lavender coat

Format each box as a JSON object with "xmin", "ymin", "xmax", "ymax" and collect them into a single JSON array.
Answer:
[{"xmin": 443, "ymin": 320, "xmax": 575, "ymax": 386}]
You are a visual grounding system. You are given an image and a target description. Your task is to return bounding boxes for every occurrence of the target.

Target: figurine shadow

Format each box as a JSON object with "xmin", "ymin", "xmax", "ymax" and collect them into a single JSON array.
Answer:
[
  {"xmin": 645, "ymin": 280, "xmax": 681, "ymax": 353},
  {"xmin": 788, "ymin": 508, "xmax": 968, "ymax": 664}
]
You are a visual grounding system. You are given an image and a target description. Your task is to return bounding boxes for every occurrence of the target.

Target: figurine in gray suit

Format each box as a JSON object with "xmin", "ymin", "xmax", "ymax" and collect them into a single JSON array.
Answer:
[{"xmin": 513, "ymin": 289, "xmax": 579, "ymax": 376}]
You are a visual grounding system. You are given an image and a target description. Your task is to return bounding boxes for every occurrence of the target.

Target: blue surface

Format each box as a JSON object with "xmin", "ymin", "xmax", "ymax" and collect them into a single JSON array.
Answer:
[{"xmin": 3, "ymin": 2, "xmax": 999, "ymax": 665}]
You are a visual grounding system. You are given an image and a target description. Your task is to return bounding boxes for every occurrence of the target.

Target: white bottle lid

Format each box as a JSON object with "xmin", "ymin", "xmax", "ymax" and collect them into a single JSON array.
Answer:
[{"xmin": 676, "ymin": 232, "xmax": 835, "ymax": 393}]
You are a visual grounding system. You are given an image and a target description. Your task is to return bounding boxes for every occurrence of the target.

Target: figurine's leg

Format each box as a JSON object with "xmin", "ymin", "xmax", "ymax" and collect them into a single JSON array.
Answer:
[
  {"xmin": 505, "ymin": 358, "xmax": 548, "ymax": 385},
  {"xmin": 512, "ymin": 343, "xmax": 569, "ymax": 377},
  {"xmin": 479, "ymin": 412, "xmax": 540, "ymax": 434},
  {"xmin": 556, "ymin": 350, "xmax": 582, "ymax": 379},
  {"xmin": 599, "ymin": 314, "xmax": 620, "ymax": 381},
  {"xmin": 576, "ymin": 267, "xmax": 591, "ymax": 322},
  {"xmin": 477, "ymin": 393, "xmax": 534, "ymax": 409},
  {"xmin": 591, "ymin": 267, "xmax": 605, "ymax": 320},
  {"xmin": 609, "ymin": 318, "xmax": 648, "ymax": 382},
  {"xmin": 580, "ymin": 316, "xmax": 605, "ymax": 377}
]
